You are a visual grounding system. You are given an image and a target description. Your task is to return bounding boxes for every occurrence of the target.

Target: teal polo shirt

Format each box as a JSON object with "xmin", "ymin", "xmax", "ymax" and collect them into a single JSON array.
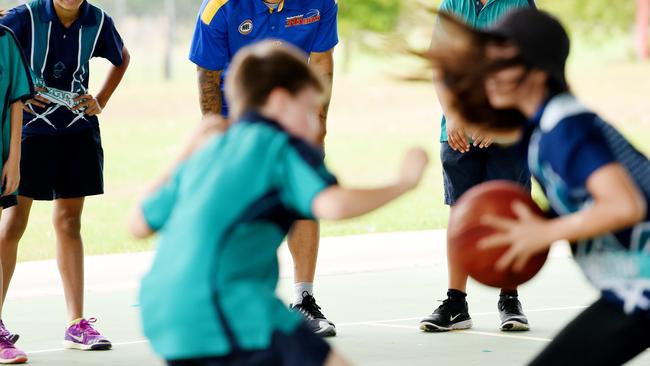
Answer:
[
  {"xmin": 139, "ymin": 111, "xmax": 338, "ymax": 360},
  {"xmin": 438, "ymin": 0, "xmax": 534, "ymax": 142},
  {"xmin": 0, "ymin": 25, "xmax": 33, "ymax": 175}
]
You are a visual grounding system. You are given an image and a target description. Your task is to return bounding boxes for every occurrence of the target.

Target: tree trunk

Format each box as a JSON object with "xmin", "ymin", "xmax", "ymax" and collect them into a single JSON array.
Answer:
[{"xmin": 163, "ymin": 0, "xmax": 177, "ymax": 80}]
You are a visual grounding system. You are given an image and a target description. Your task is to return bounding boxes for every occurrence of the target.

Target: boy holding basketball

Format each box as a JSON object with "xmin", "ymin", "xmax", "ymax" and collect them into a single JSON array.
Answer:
[
  {"xmin": 428, "ymin": 8, "xmax": 650, "ymax": 365},
  {"xmin": 421, "ymin": 0, "xmax": 535, "ymax": 333},
  {"xmin": 129, "ymin": 41, "xmax": 429, "ymax": 366}
]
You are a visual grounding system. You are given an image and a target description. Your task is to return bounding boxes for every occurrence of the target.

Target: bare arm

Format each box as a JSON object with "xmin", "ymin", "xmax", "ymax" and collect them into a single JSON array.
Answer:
[
  {"xmin": 96, "ymin": 46, "xmax": 130, "ymax": 109},
  {"xmin": 197, "ymin": 66, "xmax": 226, "ymax": 117},
  {"xmin": 2, "ymin": 102, "xmax": 23, "ymax": 195},
  {"xmin": 309, "ymin": 50, "xmax": 334, "ymax": 143},
  {"xmin": 434, "ymin": 79, "xmax": 472, "ymax": 152},
  {"xmin": 542, "ymin": 164, "xmax": 646, "ymax": 242},
  {"xmin": 129, "ymin": 208, "xmax": 155, "ymax": 239},
  {"xmin": 313, "ymin": 149, "xmax": 429, "ymax": 220},
  {"xmin": 128, "ymin": 115, "xmax": 226, "ymax": 238},
  {"xmin": 481, "ymin": 163, "xmax": 647, "ymax": 271},
  {"xmin": 431, "ymin": 23, "xmax": 492, "ymax": 151},
  {"xmin": 74, "ymin": 46, "xmax": 131, "ymax": 115}
]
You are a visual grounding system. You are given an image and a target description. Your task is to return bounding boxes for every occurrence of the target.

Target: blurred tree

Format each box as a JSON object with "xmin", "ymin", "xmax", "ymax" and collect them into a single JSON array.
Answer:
[
  {"xmin": 537, "ymin": 0, "xmax": 636, "ymax": 39},
  {"xmin": 338, "ymin": 0, "xmax": 401, "ymax": 35},
  {"xmin": 337, "ymin": 0, "xmax": 402, "ymax": 71}
]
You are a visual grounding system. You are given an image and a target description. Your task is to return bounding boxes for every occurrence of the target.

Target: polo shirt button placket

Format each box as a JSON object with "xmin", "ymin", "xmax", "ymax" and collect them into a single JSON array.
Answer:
[{"xmin": 271, "ymin": 11, "xmax": 277, "ymax": 35}]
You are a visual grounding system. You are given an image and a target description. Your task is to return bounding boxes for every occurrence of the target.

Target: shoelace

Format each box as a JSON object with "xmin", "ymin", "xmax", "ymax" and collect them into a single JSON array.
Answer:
[
  {"xmin": 297, "ymin": 294, "xmax": 325, "ymax": 319},
  {"xmin": 0, "ymin": 321, "xmax": 9, "ymax": 338},
  {"xmin": 434, "ymin": 298, "xmax": 465, "ymax": 314},
  {"xmin": 0, "ymin": 335, "xmax": 15, "ymax": 349},
  {"xmin": 434, "ymin": 298, "xmax": 451, "ymax": 313},
  {"xmin": 499, "ymin": 296, "xmax": 521, "ymax": 314},
  {"xmin": 77, "ymin": 318, "xmax": 101, "ymax": 336}
]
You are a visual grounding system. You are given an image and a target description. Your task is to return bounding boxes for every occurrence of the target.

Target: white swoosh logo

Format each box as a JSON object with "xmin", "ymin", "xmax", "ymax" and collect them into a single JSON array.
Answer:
[
  {"xmin": 69, "ymin": 333, "xmax": 85, "ymax": 343},
  {"xmin": 450, "ymin": 314, "xmax": 462, "ymax": 322}
]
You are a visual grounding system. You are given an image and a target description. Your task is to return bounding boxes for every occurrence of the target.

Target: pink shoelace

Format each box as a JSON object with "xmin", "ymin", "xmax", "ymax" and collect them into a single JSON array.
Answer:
[{"xmin": 76, "ymin": 318, "xmax": 101, "ymax": 336}]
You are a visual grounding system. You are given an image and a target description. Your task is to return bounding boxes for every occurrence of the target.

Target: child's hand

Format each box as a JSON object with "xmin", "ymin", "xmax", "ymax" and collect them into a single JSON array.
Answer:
[
  {"xmin": 399, "ymin": 148, "xmax": 429, "ymax": 190},
  {"xmin": 446, "ymin": 117, "xmax": 470, "ymax": 153},
  {"xmin": 471, "ymin": 129, "xmax": 494, "ymax": 149},
  {"xmin": 73, "ymin": 94, "xmax": 103, "ymax": 116},
  {"xmin": 23, "ymin": 87, "xmax": 51, "ymax": 113},
  {"xmin": 478, "ymin": 201, "xmax": 553, "ymax": 272},
  {"xmin": 2, "ymin": 155, "xmax": 20, "ymax": 197}
]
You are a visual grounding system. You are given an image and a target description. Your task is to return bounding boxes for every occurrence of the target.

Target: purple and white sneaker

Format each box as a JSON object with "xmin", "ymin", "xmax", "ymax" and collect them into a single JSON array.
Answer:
[
  {"xmin": 0, "ymin": 321, "xmax": 18, "ymax": 344},
  {"xmin": 0, "ymin": 336, "xmax": 27, "ymax": 364},
  {"xmin": 63, "ymin": 318, "xmax": 112, "ymax": 351}
]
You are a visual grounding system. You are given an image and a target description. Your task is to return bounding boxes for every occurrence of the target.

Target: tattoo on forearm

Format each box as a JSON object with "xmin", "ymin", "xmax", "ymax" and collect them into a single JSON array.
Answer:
[
  {"xmin": 197, "ymin": 67, "xmax": 223, "ymax": 116},
  {"xmin": 319, "ymin": 70, "xmax": 334, "ymax": 124}
]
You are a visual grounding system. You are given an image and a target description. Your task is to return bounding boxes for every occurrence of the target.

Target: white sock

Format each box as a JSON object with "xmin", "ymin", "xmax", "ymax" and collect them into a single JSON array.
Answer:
[{"xmin": 293, "ymin": 282, "xmax": 314, "ymax": 305}]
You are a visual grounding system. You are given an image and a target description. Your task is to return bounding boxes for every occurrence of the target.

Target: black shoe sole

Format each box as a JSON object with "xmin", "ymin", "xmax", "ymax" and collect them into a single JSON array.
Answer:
[
  {"xmin": 419, "ymin": 319, "xmax": 473, "ymax": 332},
  {"xmin": 317, "ymin": 328, "xmax": 337, "ymax": 337},
  {"xmin": 500, "ymin": 320, "xmax": 530, "ymax": 331}
]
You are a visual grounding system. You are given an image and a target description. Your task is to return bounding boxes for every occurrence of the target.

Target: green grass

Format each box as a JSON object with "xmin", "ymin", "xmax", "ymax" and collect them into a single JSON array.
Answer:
[{"xmin": 13, "ymin": 39, "xmax": 650, "ymax": 262}]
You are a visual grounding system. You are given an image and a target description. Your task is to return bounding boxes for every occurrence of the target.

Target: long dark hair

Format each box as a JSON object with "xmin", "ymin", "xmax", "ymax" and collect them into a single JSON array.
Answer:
[{"xmin": 422, "ymin": 11, "xmax": 528, "ymax": 131}]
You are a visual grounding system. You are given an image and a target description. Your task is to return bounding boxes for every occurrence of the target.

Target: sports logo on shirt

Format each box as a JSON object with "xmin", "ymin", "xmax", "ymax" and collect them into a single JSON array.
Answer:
[
  {"xmin": 239, "ymin": 19, "xmax": 253, "ymax": 35},
  {"xmin": 285, "ymin": 9, "xmax": 321, "ymax": 28}
]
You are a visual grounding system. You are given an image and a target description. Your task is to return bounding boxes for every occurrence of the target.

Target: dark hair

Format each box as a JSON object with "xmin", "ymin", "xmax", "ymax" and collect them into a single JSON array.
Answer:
[
  {"xmin": 423, "ymin": 11, "xmax": 535, "ymax": 131},
  {"xmin": 225, "ymin": 41, "xmax": 324, "ymax": 119}
]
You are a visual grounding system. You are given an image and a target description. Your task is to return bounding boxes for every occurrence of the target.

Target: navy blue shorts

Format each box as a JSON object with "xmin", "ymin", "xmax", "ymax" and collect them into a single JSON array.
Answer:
[
  {"xmin": 166, "ymin": 325, "xmax": 331, "ymax": 366},
  {"xmin": 0, "ymin": 195, "xmax": 17, "ymax": 209},
  {"xmin": 441, "ymin": 142, "xmax": 531, "ymax": 205},
  {"xmin": 18, "ymin": 127, "xmax": 104, "ymax": 201}
]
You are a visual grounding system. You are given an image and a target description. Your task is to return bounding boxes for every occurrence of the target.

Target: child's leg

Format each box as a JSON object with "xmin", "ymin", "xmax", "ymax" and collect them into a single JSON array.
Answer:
[
  {"xmin": 484, "ymin": 144, "xmax": 532, "ymax": 331},
  {"xmin": 419, "ymin": 144, "xmax": 484, "ymax": 332},
  {"xmin": 441, "ymin": 143, "xmax": 486, "ymax": 293},
  {"xmin": 323, "ymin": 351, "xmax": 352, "ymax": 366},
  {"xmin": 529, "ymin": 298, "xmax": 650, "ymax": 366},
  {"xmin": 0, "ymin": 196, "xmax": 33, "ymax": 312},
  {"xmin": 288, "ymin": 220, "xmax": 319, "ymax": 285},
  {"xmin": 288, "ymin": 221, "xmax": 336, "ymax": 336},
  {"xmin": 0, "ymin": 209, "xmax": 28, "ymax": 362},
  {"xmin": 53, "ymin": 198, "xmax": 85, "ymax": 321},
  {"xmin": 446, "ymin": 207, "xmax": 470, "ymax": 292}
]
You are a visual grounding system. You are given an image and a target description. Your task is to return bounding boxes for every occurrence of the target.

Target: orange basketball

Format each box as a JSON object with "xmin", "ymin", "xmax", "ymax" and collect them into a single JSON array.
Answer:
[{"xmin": 448, "ymin": 180, "xmax": 549, "ymax": 288}]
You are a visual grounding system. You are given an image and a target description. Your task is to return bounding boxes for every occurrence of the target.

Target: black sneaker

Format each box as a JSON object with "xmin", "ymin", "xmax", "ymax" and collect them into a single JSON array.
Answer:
[
  {"xmin": 498, "ymin": 295, "xmax": 530, "ymax": 331},
  {"xmin": 290, "ymin": 293, "xmax": 337, "ymax": 337},
  {"xmin": 419, "ymin": 297, "xmax": 472, "ymax": 332}
]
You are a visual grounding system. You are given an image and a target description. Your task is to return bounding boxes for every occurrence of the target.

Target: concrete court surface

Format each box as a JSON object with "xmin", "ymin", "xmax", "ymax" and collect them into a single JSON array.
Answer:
[{"xmin": 4, "ymin": 230, "xmax": 650, "ymax": 365}]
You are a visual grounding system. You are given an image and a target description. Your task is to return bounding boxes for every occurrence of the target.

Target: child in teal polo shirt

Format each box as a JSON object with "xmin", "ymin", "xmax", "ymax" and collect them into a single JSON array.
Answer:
[
  {"xmin": 422, "ymin": 0, "xmax": 536, "ymax": 334},
  {"xmin": 129, "ymin": 41, "xmax": 429, "ymax": 366},
  {"xmin": 0, "ymin": 23, "xmax": 33, "ymax": 364}
]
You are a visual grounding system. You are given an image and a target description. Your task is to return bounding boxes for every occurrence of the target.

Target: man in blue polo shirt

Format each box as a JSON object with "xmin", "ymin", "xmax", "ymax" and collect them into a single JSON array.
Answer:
[{"xmin": 189, "ymin": 0, "xmax": 338, "ymax": 337}]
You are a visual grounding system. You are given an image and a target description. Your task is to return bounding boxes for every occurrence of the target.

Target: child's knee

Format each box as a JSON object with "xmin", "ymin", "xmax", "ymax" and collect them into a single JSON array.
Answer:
[{"xmin": 53, "ymin": 213, "xmax": 82, "ymax": 236}]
